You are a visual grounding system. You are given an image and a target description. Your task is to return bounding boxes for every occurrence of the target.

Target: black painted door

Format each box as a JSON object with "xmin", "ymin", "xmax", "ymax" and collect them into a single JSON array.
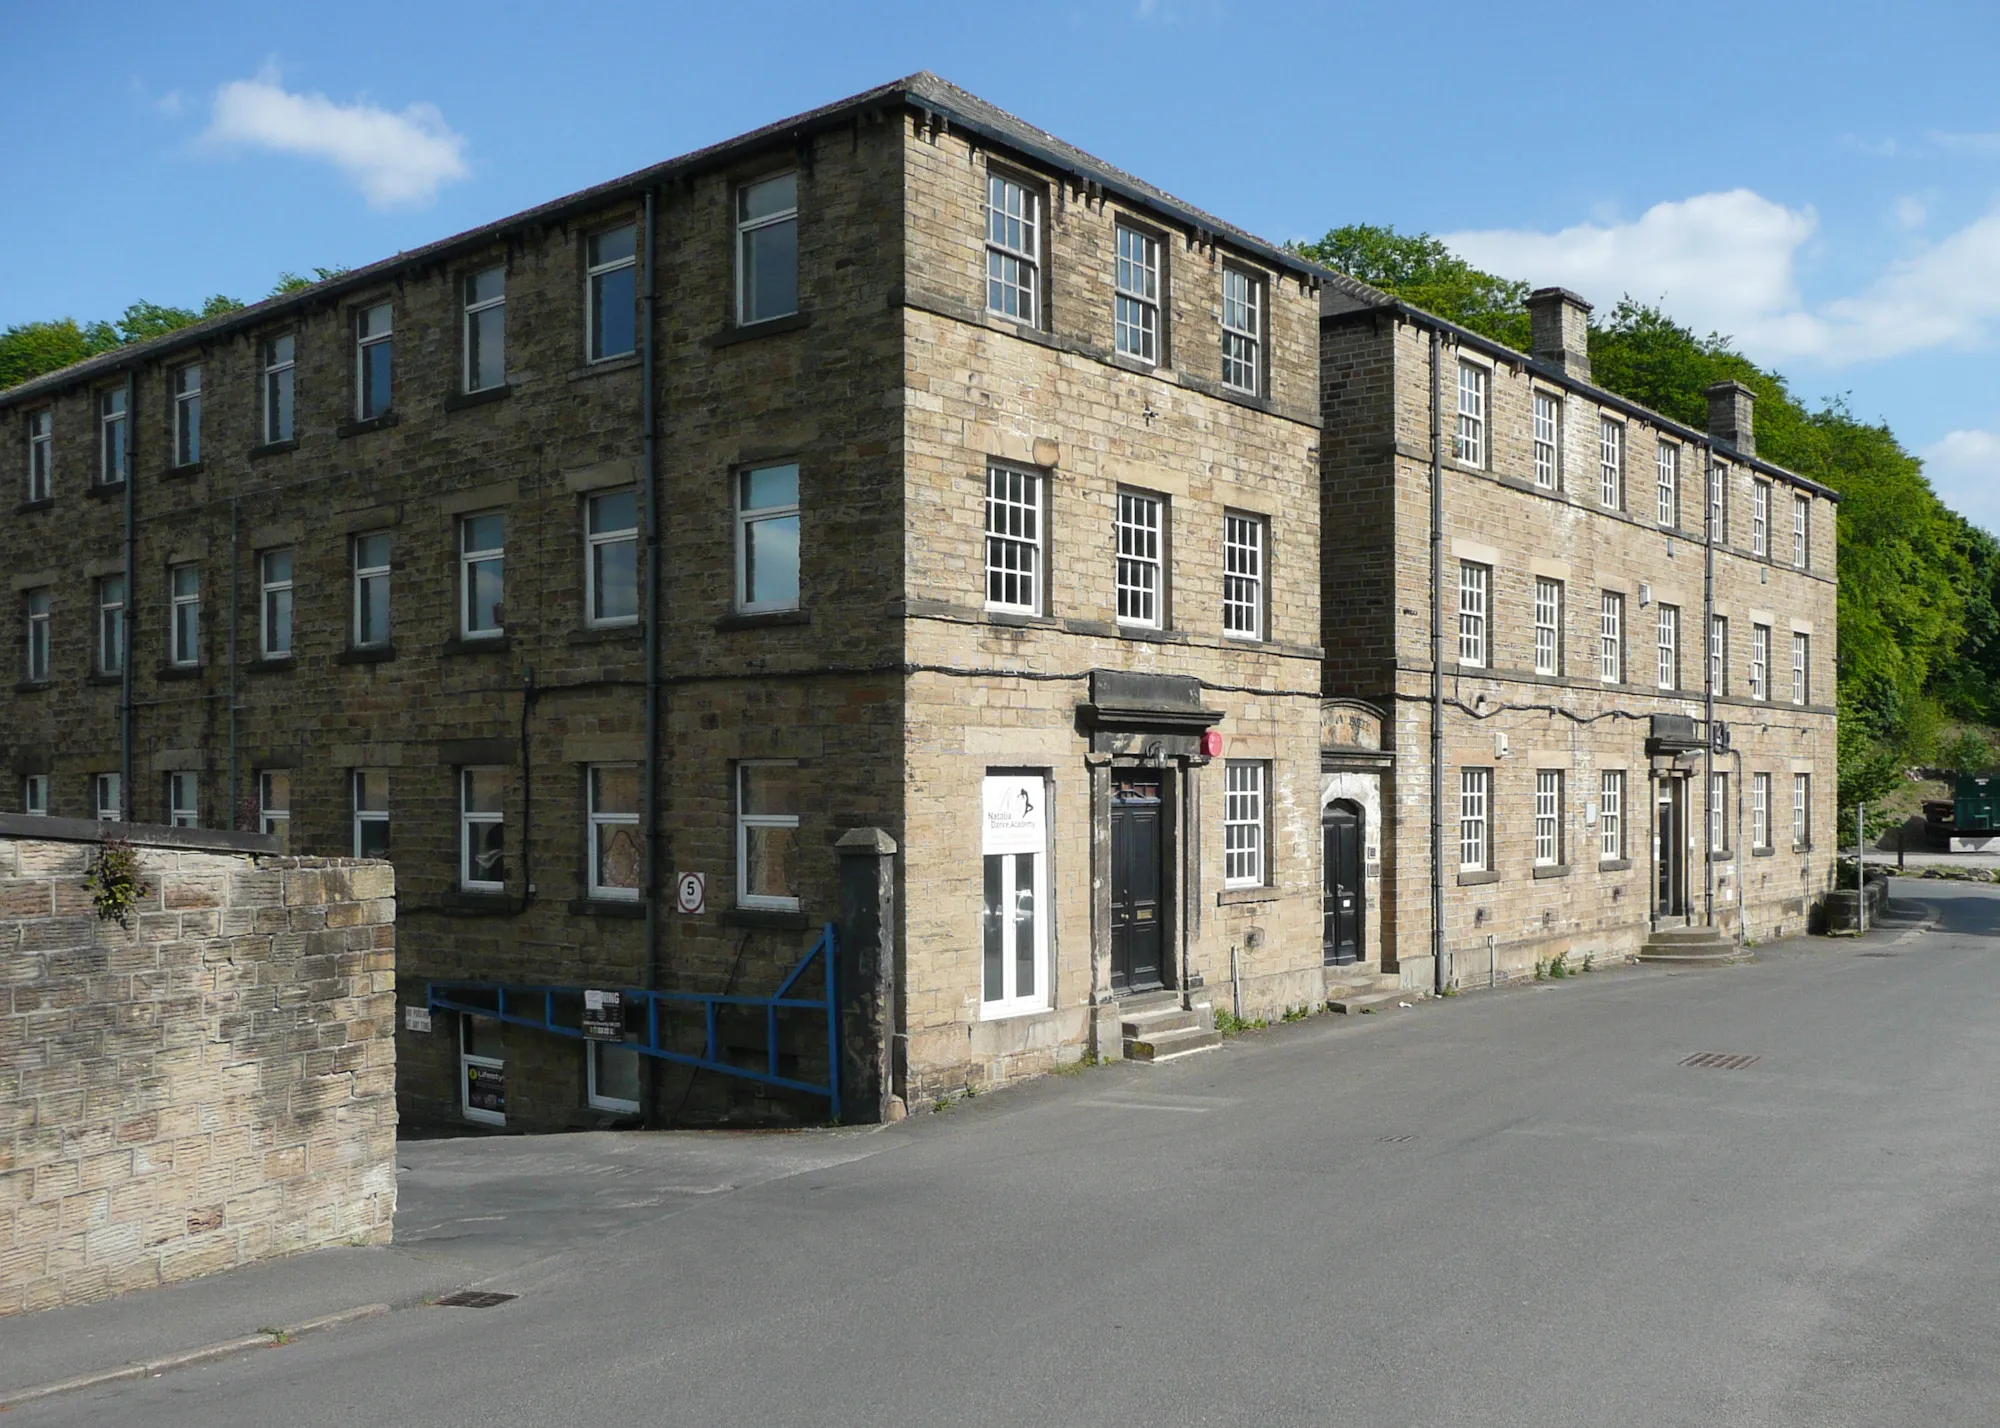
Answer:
[
  {"xmin": 1110, "ymin": 775, "xmax": 1164, "ymax": 993},
  {"xmin": 1324, "ymin": 803, "xmax": 1362, "ymax": 966}
]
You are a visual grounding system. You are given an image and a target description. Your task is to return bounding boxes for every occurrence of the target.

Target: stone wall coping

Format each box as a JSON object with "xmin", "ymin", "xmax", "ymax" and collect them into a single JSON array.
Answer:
[{"xmin": 0, "ymin": 813, "xmax": 279, "ymax": 854}]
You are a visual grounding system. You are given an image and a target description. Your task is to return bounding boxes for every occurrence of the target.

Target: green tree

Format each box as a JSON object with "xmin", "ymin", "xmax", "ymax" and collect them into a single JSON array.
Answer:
[
  {"xmin": 268, "ymin": 266, "xmax": 350, "ymax": 296},
  {"xmin": 1290, "ymin": 224, "xmax": 1531, "ymax": 349},
  {"xmin": 0, "ymin": 318, "xmax": 119, "ymax": 390}
]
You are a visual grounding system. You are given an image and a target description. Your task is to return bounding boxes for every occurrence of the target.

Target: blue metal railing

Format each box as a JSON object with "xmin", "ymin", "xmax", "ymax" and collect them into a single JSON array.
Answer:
[{"xmin": 429, "ymin": 923, "xmax": 841, "ymax": 1121}]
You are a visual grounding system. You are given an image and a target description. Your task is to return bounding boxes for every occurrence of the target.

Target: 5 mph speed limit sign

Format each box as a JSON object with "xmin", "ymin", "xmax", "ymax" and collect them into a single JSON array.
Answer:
[{"xmin": 676, "ymin": 872, "xmax": 706, "ymax": 914}]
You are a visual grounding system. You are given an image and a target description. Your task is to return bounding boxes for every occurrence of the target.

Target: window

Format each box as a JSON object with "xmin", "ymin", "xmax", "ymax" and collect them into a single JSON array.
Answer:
[
  {"xmin": 459, "ymin": 1015, "xmax": 505, "ymax": 1127},
  {"xmin": 1221, "ymin": 266, "xmax": 1262, "ymax": 395},
  {"xmin": 1533, "ymin": 392, "xmax": 1560, "ymax": 490},
  {"xmin": 1600, "ymin": 591, "xmax": 1624, "ymax": 683},
  {"xmin": 167, "ymin": 771, "xmax": 198, "ymax": 828},
  {"xmin": 96, "ymin": 575, "xmax": 125, "ymax": 675},
  {"xmin": 355, "ymin": 302, "xmax": 392, "ymax": 419},
  {"xmin": 1458, "ymin": 562, "xmax": 1488, "ymax": 667},
  {"xmin": 460, "ymin": 767, "xmax": 506, "ymax": 891},
  {"xmin": 95, "ymin": 772, "xmax": 122, "ymax": 823},
  {"xmin": 1656, "ymin": 442, "xmax": 1679, "ymax": 526},
  {"xmin": 734, "ymin": 466, "xmax": 798, "ymax": 614},
  {"xmin": 1222, "ymin": 512, "xmax": 1265, "ymax": 640},
  {"xmin": 588, "ymin": 1042, "xmax": 642, "ymax": 1114},
  {"xmin": 1709, "ymin": 772, "xmax": 1729, "ymax": 854},
  {"xmin": 588, "ymin": 764, "xmax": 641, "ymax": 901},
  {"xmin": 984, "ymin": 463, "xmax": 1042, "ymax": 613},
  {"xmin": 1792, "ymin": 631, "xmax": 1810, "ymax": 704},
  {"xmin": 1534, "ymin": 770, "xmax": 1563, "ymax": 866},
  {"xmin": 586, "ymin": 224, "xmax": 638, "ymax": 361},
  {"xmin": 589, "ymin": 490, "xmax": 641, "ymax": 624},
  {"xmin": 353, "ymin": 533, "xmax": 391, "ymax": 648},
  {"xmin": 260, "ymin": 550, "xmax": 293, "ymax": 658},
  {"xmin": 259, "ymin": 770, "xmax": 291, "ymax": 852},
  {"xmin": 1750, "ymin": 623, "xmax": 1770, "ymax": 701},
  {"xmin": 26, "ymin": 409, "xmax": 51, "ymax": 502},
  {"xmin": 1456, "ymin": 363, "xmax": 1487, "ymax": 465},
  {"xmin": 1752, "ymin": 480, "xmax": 1770, "ymax": 557},
  {"xmin": 1459, "ymin": 768, "xmax": 1490, "ymax": 871},
  {"xmin": 23, "ymin": 587, "xmax": 50, "ymax": 683},
  {"xmin": 98, "ymin": 388, "xmax": 127, "ymax": 486},
  {"xmin": 23, "ymin": 774, "xmax": 48, "ymax": 816},
  {"xmin": 1599, "ymin": 419, "xmax": 1624, "ymax": 508},
  {"xmin": 985, "ymin": 173, "xmax": 1039, "ymax": 324},
  {"xmin": 352, "ymin": 770, "xmax": 389, "ymax": 858},
  {"xmin": 1115, "ymin": 490, "xmax": 1164, "ymax": 628},
  {"xmin": 263, "ymin": 334, "xmax": 296, "ymax": 444},
  {"xmin": 1600, "ymin": 770, "xmax": 1625, "ymax": 861},
  {"xmin": 736, "ymin": 174, "xmax": 799, "ymax": 326},
  {"xmin": 1793, "ymin": 495, "xmax": 1810, "ymax": 567},
  {"xmin": 1114, "ymin": 225, "xmax": 1161, "ymax": 364},
  {"xmin": 981, "ymin": 774, "xmax": 1048, "ymax": 1016},
  {"xmin": 1223, "ymin": 761, "xmax": 1267, "ymax": 887},
  {"xmin": 169, "ymin": 563, "xmax": 200, "ymax": 667},
  {"xmin": 1533, "ymin": 577, "xmax": 1562, "ymax": 676},
  {"xmin": 736, "ymin": 762, "xmax": 800, "ymax": 910},
  {"xmin": 1710, "ymin": 615, "xmax": 1727, "ymax": 695},
  {"xmin": 1708, "ymin": 461, "xmax": 1727, "ymax": 541},
  {"xmin": 1793, "ymin": 773, "xmax": 1811, "ymax": 847},
  {"xmin": 173, "ymin": 364, "xmax": 201, "ymax": 467},
  {"xmin": 1657, "ymin": 604, "xmax": 1679, "ymax": 690},
  {"xmin": 1752, "ymin": 772, "xmax": 1771, "ymax": 851},
  {"xmin": 460, "ymin": 514, "xmax": 504, "ymax": 638},
  {"xmin": 464, "ymin": 267, "xmax": 506, "ymax": 392}
]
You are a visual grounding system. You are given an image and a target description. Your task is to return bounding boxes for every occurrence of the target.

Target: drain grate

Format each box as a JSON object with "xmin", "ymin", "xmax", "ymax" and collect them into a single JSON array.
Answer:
[
  {"xmin": 1858, "ymin": 951, "xmax": 1902, "ymax": 958},
  {"xmin": 1376, "ymin": 1134, "xmax": 1416, "ymax": 1144},
  {"xmin": 434, "ymin": 1290, "xmax": 517, "ymax": 1309},
  {"xmin": 1680, "ymin": 1052, "xmax": 1760, "ymax": 1070}
]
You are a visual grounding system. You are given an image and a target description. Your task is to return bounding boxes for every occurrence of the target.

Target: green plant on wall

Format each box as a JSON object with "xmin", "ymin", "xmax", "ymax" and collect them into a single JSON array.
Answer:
[{"xmin": 83, "ymin": 836, "xmax": 151, "ymax": 928}]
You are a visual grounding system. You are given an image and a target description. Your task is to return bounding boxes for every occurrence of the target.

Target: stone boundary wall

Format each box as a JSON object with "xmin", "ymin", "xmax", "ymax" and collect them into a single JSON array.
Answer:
[{"xmin": 0, "ymin": 817, "xmax": 396, "ymax": 1315}]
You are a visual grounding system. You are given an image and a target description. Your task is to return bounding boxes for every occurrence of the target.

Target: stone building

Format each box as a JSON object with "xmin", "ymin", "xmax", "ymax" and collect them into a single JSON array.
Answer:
[
  {"xmin": 1, "ymin": 74, "xmax": 1348, "ymax": 1126},
  {"xmin": 1318, "ymin": 286, "xmax": 1840, "ymax": 988}
]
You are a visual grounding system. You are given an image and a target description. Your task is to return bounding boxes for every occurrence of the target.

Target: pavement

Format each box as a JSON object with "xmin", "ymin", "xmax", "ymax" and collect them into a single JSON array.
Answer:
[{"xmin": 7, "ymin": 880, "xmax": 2000, "ymax": 1426}]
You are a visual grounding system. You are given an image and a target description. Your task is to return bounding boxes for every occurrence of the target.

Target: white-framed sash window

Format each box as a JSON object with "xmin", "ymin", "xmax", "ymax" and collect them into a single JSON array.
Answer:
[
  {"xmin": 98, "ymin": 388, "xmax": 127, "ymax": 487},
  {"xmin": 355, "ymin": 302, "xmax": 393, "ymax": 419},
  {"xmin": 96, "ymin": 575, "xmax": 126, "ymax": 675},
  {"xmin": 985, "ymin": 463, "xmax": 1042, "ymax": 613},
  {"xmin": 260, "ymin": 549, "xmax": 293, "ymax": 657},
  {"xmin": 23, "ymin": 774, "xmax": 48, "ymax": 816},
  {"xmin": 1709, "ymin": 772, "xmax": 1729, "ymax": 854},
  {"xmin": 1222, "ymin": 512, "xmax": 1265, "ymax": 640},
  {"xmin": 1114, "ymin": 224, "xmax": 1161, "ymax": 363},
  {"xmin": 1752, "ymin": 772, "xmax": 1771, "ymax": 850},
  {"xmin": 1793, "ymin": 773, "xmax": 1811, "ymax": 847},
  {"xmin": 260, "ymin": 769, "xmax": 291, "ymax": 852},
  {"xmin": 1793, "ymin": 495, "xmax": 1810, "ymax": 567},
  {"xmin": 1223, "ymin": 761, "xmax": 1268, "ymax": 887},
  {"xmin": 736, "ymin": 174, "xmax": 799, "ymax": 326},
  {"xmin": 588, "ymin": 764, "xmax": 641, "ymax": 901},
  {"xmin": 464, "ymin": 267, "xmax": 506, "ymax": 392},
  {"xmin": 352, "ymin": 770, "xmax": 389, "ymax": 858},
  {"xmin": 95, "ymin": 772, "xmax": 122, "ymax": 823},
  {"xmin": 1710, "ymin": 614, "xmax": 1727, "ymax": 695},
  {"xmin": 263, "ymin": 334, "xmax": 296, "ymax": 444},
  {"xmin": 1458, "ymin": 562, "xmax": 1488, "ymax": 667},
  {"xmin": 1752, "ymin": 480, "xmax": 1770, "ymax": 556},
  {"xmin": 736, "ymin": 762, "xmax": 801, "ymax": 910},
  {"xmin": 1115, "ymin": 490, "xmax": 1164, "ymax": 628},
  {"xmin": 1221, "ymin": 266, "xmax": 1262, "ymax": 395},
  {"xmin": 1751, "ymin": 623, "xmax": 1770, "ymax": 701},
  {"xmin": 1657, "ymin": 442, "xmax": 1679, "ymax": 527},
  {"xmin": 353, "ymin": 533, "xmax": 391, "ymax": 648},
  {"xmin": 1459, "ymin": 768, "xmax": 1490, "ymax": 871},
  {"xmin": 1534, "ymin": 770, "xmax": 1563, "ymax": 866},
  {"xmin": 587, "ymin": 224, "xmax": 638, "ymax": 361},
  {"xmin": 1601, "ymin": 770, "xmax": 1624, "ymax": 861},
  {"xmin": 26, "ymin": 409, "xmax": 52, "ymax": 502},
  {"xmin": 735, "ymin": 465, "xmax": 800, "ymax": 614},
  {"xmin": 1533, "ymin": 391, "xmax": 1560, "ymax": 490},
  {"xmin": 1533, "ymin": 577, "xmax": 1562, "ymax": 675},
  {"xmin": 170, "ymin": 563, "xmax": 200, "ymax": 667},
  {"xmin": 168, "ymin": 771, "xmax": 199, "ymax": 828},
  {"xmin": 173, "ymin": 364, "xmax": 202, "ymax": 467},
  {"xmin": 460, "ymin": 514, "xmax": 505, "ymax": 638},
  {"xmin": 24, "ymin": 587, "xmax": 50, "ymax": 683},
  {"xmin": 1600, "ymin": 590, "xmax": 1623, "ymax": 682},
  {"xmin": 1792, "ymin": 631, "xmax": 1810, "ymax": 704},
  {"xmin": 1599, "ymin": 418, "xmax": 1623, "ymax": 508},
  {"xmin": 460, "ymin": 767, "xmax": 506, "ymax": 891},
  {"xmin": 1657, "ymin": 604, "xmax": 1679, "ymax": 690},
  {"xmin": 985, "ymin": 173, "xmax": 1040, "ymax": 324},
  {"xmin": 1456, "ymin": 362, "xmax": 1487, "ymax": 465},
  {"xmin": 588, "ymin": 489, "xmax": 640, "ymax": 625}
]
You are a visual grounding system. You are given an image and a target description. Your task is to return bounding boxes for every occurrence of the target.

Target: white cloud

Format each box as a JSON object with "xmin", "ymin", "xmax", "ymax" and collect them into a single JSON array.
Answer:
[
  {"xmin": 1930, "ymin": 131, "xmax": 2000, "ymax": 158},
  {"xmin": 202, "ymin": 67, "xmax": 469, "ymax": 208},
  {"xmin": 1923, "ymin": 430, "xmax": 2000, "ymax": 536},
  {"xmin": 1445, "ymin": 190, "xmax": 2000, "ymax": 367},
  {"xmin": 1894, "ymin": 195, "xmax": 1927, "ymax": 231}
]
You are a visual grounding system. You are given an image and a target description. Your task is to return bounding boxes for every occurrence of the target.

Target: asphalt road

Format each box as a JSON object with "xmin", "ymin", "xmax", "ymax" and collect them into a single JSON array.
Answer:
[{"xmin": 15, "ymin": 882, "xmax": 2000, "ymax": 1427}]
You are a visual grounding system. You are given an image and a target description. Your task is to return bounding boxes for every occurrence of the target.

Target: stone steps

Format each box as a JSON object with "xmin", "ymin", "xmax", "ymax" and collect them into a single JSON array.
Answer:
[
  {"xmin": 1126, "ymin": 1026, "xmax": 1224, "ymax": 1062},
  {"xmin": 1118, "ymin": 990, "xmax": 1219, "ymax": 1063},
  {"xmin": 1636, "ymin": 926, "xmax": 1751, "ymax": 966},
  {"xmin": 1327, "ymin": 986, "xmax": 1410, "ymax": 1015}
]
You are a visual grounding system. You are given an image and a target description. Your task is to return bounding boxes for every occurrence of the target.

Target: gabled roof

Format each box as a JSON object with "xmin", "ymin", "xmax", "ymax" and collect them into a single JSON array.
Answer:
[{"xmin": 1, "ymin": 72, "xmax": 1357, "ymax": 407}]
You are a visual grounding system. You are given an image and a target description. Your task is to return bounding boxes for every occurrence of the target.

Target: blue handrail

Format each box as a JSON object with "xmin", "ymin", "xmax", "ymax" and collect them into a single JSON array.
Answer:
[{"xmin": 429, "ymin": 923, "xmax": 841, "ymax": 1122}]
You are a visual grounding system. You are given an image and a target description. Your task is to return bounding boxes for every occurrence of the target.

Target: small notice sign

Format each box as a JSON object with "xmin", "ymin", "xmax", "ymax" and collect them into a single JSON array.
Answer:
[
  {"xmin": 582, "ymin": 989, "xmax": 623, "ymax": 1041},
  {"xmin": 404, "ymin": 1005, "xmax": 432, "ymax": 1034},
  {"xmin": 676, "ymin": 871, "xmax": 706, "ymax": 914}
]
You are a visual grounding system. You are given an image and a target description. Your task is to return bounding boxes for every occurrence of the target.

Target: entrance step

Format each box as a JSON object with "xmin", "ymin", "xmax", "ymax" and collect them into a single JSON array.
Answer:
[
  {"xmin": 1327, "ymin": 986, "xmax": 1410, "ymax": 1015},
  {"xmin": 1127, "ymin": 1026, "xmax": 1223, "ymax": 1062},
  {"xmin": 1637, "ymin": 928, "xmax": 1751, "ymax": 966},
  {"xmin": 1121, "ymin": 1008, "xmax": 1201, "ymax": 1038}
]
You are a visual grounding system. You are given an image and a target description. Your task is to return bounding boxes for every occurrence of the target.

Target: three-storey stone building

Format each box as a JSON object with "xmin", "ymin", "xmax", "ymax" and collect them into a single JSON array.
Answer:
[{"xmin": 2, "ymin": 74, "xmax": 1342, "ymax": 1125}]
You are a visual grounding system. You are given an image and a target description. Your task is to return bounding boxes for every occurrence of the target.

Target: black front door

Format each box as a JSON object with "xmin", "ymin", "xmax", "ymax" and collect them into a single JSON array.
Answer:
[
  {"xmin": 1324, "ymin": 803, "xmax": 1362, "ymax": 966},
  {"xmin": 1110, "ymin": 774, "xmax": 1165, "ymax": 993}
]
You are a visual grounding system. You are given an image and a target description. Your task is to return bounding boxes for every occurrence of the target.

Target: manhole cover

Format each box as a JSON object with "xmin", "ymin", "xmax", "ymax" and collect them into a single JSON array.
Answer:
[
  {"xmin": 1680, "ymin": 1052, "xmax": 1760, "ymax": 1070},
  {"xmin": 434, "ymin": 1290, "xmax": 517, "ymax": 1308}
]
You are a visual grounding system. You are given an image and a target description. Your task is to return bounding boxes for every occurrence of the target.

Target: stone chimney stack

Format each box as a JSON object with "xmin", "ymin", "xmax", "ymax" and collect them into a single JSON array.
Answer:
[
  {"xmin": 1705, "ymin": 380, "xmax": 1756, "ymax": 457},
  {"xmin": 1526, "ymin": 287, "xmax": 1593, "ymax": 381}
]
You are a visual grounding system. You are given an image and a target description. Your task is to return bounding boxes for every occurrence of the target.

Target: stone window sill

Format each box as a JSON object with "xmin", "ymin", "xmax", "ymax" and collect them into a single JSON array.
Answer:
[
  {"xmin": 336, "ymin": 411, "xmax": 400, "ymax": 439},
  {"xmin": 1707, "ymin": 849, "xmax": 1734, "ymax": 862},
  {"xmin": 1792, "ymin": 841, "xmax": 1813, "ymax": 854},
  {"xmin": 716, "ymin": 609, "xmax": 808, "ymax": 632},
  {"xmin": 161, "ymin": 461, "xmax": 202, "ymax": 482},
  {"xmin": 985, "ymin": 610, "xmax": 1057, "ymax": 629},
  {"xmin": 444, "ymin": 384, "xmax": 512, "ymax": 412},
  {"xmin": 13, "ymin": 679, "xmax": 50, "ymax": 695},
  {"xmin": 335, "ymin": 644, "xmax": 397, "ymax": 665},
  {"xmin": 1532, "ymin": 863, "xmax": 1571, "ymax": 879},
  {"xmin": 85, "ymin": 481, "xmax": 126, "ymax": 501},
  {"xmin": 86, "ymin": 671, "xmax": 123, "ymax": 687},
  {"xmin": 14, "ymin": 497, "xmax": 52, "ymax": 515},
  {"xmin": 1598, "ymin": 858, "xmax": 1633, "ymax": 873},
  {"xmin": 1752, "ymin": 845, "xmax": 1776, "ymax": 858},
  {"xmin": 1116, "ymin": 624, "xmax": 1191, "ymax": 645},
  {"xmin": 1108, "ymin": 352, "xmax": 1167, "ymax": 379},
  {"xmin": 439, "ymin": 890, "xmax": 514, "ymax": 916},
  {"xmin": 1456, "ymin": 869, "xmax": 1500, "ymax": 887},
  {"xmin": 705, "ymin": 312, "xmax": 812, "ymax": 349},
  {"xmin": 442, "ymin": 634, "xmax": 510, "ymax": 656},
  {"xmin": 571, "ymin": 355, "xmax": 641, "ymax": 381},
  {"xmin": 1216, "ymin": 885, "xmax": 1279, "ymax": 906},
  {"xmin": 155, "ymin": 664, "xmax": 203, "ymax": 681},
  {"xmin": 720, "ymin": 906, "xmax": 809, "ymax": 931},
  {"xmin": 249, "ymin": 439, "xmax": 299, "ymax": 459},
  {"xmin": 568, "ymin": 897, "xmax": 645, "ymax": 919},
  {"xmin": 246, "ymin": 656, "xmax": 295, "ymax": 674},
  {"xmin": 568, "ymin": 624, "xmax": 641, "ymax": 646}
]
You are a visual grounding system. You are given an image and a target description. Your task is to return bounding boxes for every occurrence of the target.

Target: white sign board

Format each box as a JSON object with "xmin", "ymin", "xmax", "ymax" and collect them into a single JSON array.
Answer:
[
  {"xmin": 404, "ymin": 1005, "xmax": 432, "ymax": 1034},
  {"xmin": 676, "ymin": 871, "xmax": 706, "ymax": 914},
  {"xmin": 982, "ymin": 776, "xmax": 1047, "ymax": 856}
]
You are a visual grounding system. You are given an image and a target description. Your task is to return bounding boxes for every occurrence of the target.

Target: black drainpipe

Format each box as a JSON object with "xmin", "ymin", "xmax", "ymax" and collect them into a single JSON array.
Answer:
[
  {"xmin": 639, "ymin": 186, "xmax": 664, "ymax": 1124},
  {"xmin": 120, "ymin": 367, "xmax": 137, "ymax": 819},
  {"xmin": 228, "ymin": 497, "xmax": 240, "ymax": 826},
  {"xmin": 1428, "ymin": 330, "xmax": 1446, "ymax": 997}
]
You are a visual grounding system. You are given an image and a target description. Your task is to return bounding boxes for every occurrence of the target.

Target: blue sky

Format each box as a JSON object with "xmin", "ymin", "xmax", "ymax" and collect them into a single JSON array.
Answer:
[{"xmin": 6, "ymin": 0, "xmax": 1998, "ymax": 527}]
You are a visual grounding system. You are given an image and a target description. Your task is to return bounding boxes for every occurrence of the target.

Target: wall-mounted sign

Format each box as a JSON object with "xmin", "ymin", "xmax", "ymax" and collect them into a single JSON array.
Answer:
[
  {"xmin": 404, "ymin": 1005, "xmax": 432, "ymax": 1034},
  {"xmin": 464, "ymin": 1060, "xmax": 505, "ymax": 1120},
  {"xmin": 582, "ymin": 989, "xmax": 623, "ymax": 1041},
  {"xmin": 676, "ymin": 871, "xmax": 706, "ymax": 914},
  {"xmin": 982, "ymin": 776, "xmax": 1047, "ymax": 856}
]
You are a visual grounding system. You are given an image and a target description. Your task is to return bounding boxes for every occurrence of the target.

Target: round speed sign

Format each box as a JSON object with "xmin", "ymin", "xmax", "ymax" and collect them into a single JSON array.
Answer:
[{"xmin": 675, "ymin": 872, "xmax": 706, "ymax": 915}]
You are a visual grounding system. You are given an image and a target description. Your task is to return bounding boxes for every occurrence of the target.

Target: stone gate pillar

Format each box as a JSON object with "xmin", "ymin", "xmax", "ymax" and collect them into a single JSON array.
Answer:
[{"xmin": 836, "ymin": 827, "xmax": 898, "ymax": 1123}]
